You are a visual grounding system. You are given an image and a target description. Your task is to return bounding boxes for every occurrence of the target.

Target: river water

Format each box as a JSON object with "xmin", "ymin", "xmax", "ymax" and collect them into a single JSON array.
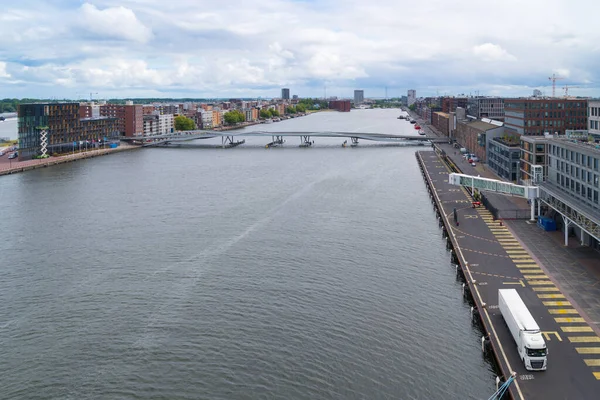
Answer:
[{"xmin": 0, "ymin": 109, "xmax": 495, "ymax": 399}]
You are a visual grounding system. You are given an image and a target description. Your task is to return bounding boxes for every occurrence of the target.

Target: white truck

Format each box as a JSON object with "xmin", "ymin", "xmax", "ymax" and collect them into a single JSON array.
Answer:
[{"xmin": 498, "ymin": 289, "xmax": 547, "ymax": 371}]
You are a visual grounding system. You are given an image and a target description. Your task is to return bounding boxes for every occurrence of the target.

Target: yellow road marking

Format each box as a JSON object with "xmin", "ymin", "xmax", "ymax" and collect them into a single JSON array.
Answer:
[
  {"xmin": 568, "ymin": 336, "xmax": 600, "ymax": 343},
  {"xmin": 561, "ymin": 326, "xmax": 593, "ymax": 333},
  {"xmin": 543, "ymin": 301, "xmax": 571, "ymax": 306},
  {"xmin": 584, "ymin": 359, "xmax": 600, "ymax": 366},
  {"xmin": 575, "ymin": 347, "xmax": 600, "ymax": 354},
  {"xmin": 502, "ymin": 247, "xmax": 524, "ymax": 250},
  {"xmin": 594, "ymin": 372, "xmax": 600, "ymax": 380},
  {"xmin": 506, "ymin": 250, "xmax": 529, "ymax": 254},
  {"xmin": 524, "ymin": 274, "xmax": 548, "ymax": 280},
  {"xmin": 538, "ymin": 294, "xmax": 565, "ymax": 299},
  {"xmin": 510, "ymin": 254, "xmax": 534, "ymax": 258},
  {"xmin": 556, "ymin": 317, "xmax": 586, "ymax": 323},
  {"xmin": 518, "ymin": 269, "xmax": 543, "ymax": 273},
  {"xmin": 497, "ymin": 238, "xmax": 518, "ymax": 241},
  {"xmin": 532, "ymin": 287, "xmax": 559, "ymax": 292},
  {"xmin": 516, "ymin": 263, "xmax": 538, "ymax": 267},
  {"xmin": 548, "ymin": 309, "xmax": 578, "ymax": 314},
  {"xmin": 529, "ymin": 280, "xmax": 554, "ymax": 285}
]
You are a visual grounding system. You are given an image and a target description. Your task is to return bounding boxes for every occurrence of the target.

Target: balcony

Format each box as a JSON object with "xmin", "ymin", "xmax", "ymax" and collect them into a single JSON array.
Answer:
[{"xmin": 493, "ymin": 135, "xmax": 520, "ymax": 147}]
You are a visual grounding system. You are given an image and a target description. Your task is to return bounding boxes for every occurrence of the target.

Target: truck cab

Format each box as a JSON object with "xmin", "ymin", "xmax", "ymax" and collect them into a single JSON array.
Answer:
[{"xmin": 520, "ymin": 330, "xmax": 547, "ymax": 370}]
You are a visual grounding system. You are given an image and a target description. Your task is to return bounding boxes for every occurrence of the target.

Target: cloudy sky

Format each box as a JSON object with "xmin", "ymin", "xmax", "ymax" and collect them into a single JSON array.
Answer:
[{"xmin": 1, "ymin": 0, "xmax": 599, "ymax": 99}]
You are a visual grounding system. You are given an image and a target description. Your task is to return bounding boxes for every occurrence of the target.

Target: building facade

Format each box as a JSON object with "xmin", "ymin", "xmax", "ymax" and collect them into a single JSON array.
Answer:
[
  {"xmin": 454, "ymin": 119, "xmax": 504, "ymax": 163},
  {"xmin": 442, "ymin": 97, "xmax": 468, "ymax": 113},
  {"xmin": 467, "ymin": 97, "xmax": 504, "ymax": 121},
  {"xmin": 432, "ymin": 112, "xmax": 450, "ymax": 137},
  {"xmin": 329, "ymin": 100, "xmax": 351, "ymax": 112},
  {"xmin": 99, "ymin": 102, "xmax": 144, "ymax": 137},
  {"xmin": 519, "ymin": 136, "xmax": 549, "ymax": 184},
  {"xmin": 18, "ymin": 103, "xmax": 119, "ymax": 160},
  {"xmin": 281, "ymin": 88, "xmax": 290, "ymax": 100},
  {"xmin": 143, "ymin": 113, "xmax": 174, "ymax": 136},
  {"xmin": 589, "ymin": 100, "xmax": 600, "ymax": 136},
  {"xmin": 354, "ymin": 90, "xmax": 364, "ymax": 104},
  {"xmin": 504, "ymin": 98, "xmax": 588, "ymax": 136},
  {"xmin": 407, "ymin": 90, "xmax": 416, "ymax": 106},
  {"xmin": 487, "ymin": 136, "xmax": 521, "ymax": 182}
]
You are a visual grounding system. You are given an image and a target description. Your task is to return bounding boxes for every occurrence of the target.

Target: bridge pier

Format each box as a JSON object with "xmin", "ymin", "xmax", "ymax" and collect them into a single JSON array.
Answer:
[
  {"xmin": 351, "ymin": 137, "xmax": 359, "ymax": 147},
  {"xmin": 300, "ymin": 135, "xmax": 312, "ymax": 147}
]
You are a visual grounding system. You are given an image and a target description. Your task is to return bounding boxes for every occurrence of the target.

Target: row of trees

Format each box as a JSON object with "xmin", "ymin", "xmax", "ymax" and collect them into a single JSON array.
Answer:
[
  {"xmin": 224, "ymin": 110, "xmax": 245, "ymax": 125},
  {"xmin": 259, "ymin": 108, "xmax": 280, "ymax": 119},
  {"xmin": 285, "ymin": 104, "xmax": 307, "ymax": 114}
]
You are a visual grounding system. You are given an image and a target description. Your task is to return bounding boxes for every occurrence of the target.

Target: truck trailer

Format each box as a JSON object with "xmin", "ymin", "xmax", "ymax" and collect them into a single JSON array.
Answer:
[{"xmin": 498, "ymin": 289, "xmax": 547, "ymax": 371}]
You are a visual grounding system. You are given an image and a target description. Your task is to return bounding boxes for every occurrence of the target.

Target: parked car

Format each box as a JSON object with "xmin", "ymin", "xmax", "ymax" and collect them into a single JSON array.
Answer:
[{"xmin": 8, "ymin": 152, "xmax": 18, "ymax": 159}]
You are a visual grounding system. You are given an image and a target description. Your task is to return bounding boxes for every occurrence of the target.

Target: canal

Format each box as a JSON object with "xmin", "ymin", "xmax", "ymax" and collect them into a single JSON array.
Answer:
[{"xmin": 0, "ymin": 109, "xmax": 496, "ymax": 399}]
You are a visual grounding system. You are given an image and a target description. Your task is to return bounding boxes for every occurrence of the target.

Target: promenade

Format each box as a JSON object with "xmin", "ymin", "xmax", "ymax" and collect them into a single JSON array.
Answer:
[
  {"xmin": 0, "ymin": 143, "xmax": 140, "ymax": 176},
  {"xmin": 418, "ymin": 150, "xmax": 600, "ymax": 399}
]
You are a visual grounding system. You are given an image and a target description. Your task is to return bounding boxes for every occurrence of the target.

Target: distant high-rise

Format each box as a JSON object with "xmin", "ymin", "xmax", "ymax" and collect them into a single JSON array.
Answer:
[
  {"xmin": 281, "ymin": 88, "xmax": 290, "ymax": 100},
  {"xmin": 354, "ymin": 90, "xmax": 364, "ymax": 104},
  {"xmin": 407, "ymin": 90, "xmax": 416, "ymax": 106}
]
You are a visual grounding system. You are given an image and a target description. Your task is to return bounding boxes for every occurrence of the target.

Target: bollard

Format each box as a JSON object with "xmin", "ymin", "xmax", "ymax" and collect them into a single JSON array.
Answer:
[{"xmin": 495, "ymin": 376, "xmax": 501, "ymax": 390}]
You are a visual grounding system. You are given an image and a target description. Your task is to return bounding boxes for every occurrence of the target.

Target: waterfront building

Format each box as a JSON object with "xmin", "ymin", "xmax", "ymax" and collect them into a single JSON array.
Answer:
[
  {"xmin": 519, "ymin": 135, "xmax": 549, "ymax": 184},
  {"xmin": 442, "ymin": 97, "xmax": 468, "ymax": 113},
  {"xmin": 200, "ymin": 110, "xmax": 213, "ymax": 128},
  {"xmin": 543, "ymin": 136, "xmax": 600, "ymax": 249},
  {"xmin": 143, "ymin": 113, "xmax": 174, "ymax": 136},
  {"xmin": 504, "ymin": 98, "xmax": 588, "ymax": 136},
  {"xmin": 407, "ymin": 90, "xmax": 416, "ymax": 107},
  {"xmin": 589, "ymin": 100, "xmax": 600, "ymax": 137},
  {"xmin": 100, "ymin": 101, "xmax": 144, "ymax": 137},
  {"xmin": 466, "ymin": 97, "xmax": 505, "ymax": 121},
  {"xmin": 281, "ymin": 88, "xmax": 290, "ymax": 100},
  {"xmin": 432, "ymin": 112, "xmax": 450, "ymax": 137},
  {"xmin": 354, "ymin": 90, "xmax": 364, "ymax": 104},
  {"xmin": 328, "ymin": 100, "xmax": 351, "ymax": 112},
  {"xmin": 18, "ymin": 102, "xmax": 119, "ymax": 160},
  {"xmin": 487, "ymin": 135, "xmax": 521, "ymax": 182},
  {"xmin": 454, "ymin": 118, "xmax": 504, "ymax": 163}
]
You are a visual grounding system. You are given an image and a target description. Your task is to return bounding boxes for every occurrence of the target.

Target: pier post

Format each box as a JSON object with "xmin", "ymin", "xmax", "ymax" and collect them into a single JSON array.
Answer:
[{"xmin": 530, "ymin": 198, "xmax": 535, "ymax": 222}]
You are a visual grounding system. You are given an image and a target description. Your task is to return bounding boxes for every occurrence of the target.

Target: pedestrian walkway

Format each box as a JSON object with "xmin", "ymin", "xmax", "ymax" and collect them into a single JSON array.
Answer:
[{"xmin": 506, "ymin": 219, "xmax": 600, "ymax": 335}]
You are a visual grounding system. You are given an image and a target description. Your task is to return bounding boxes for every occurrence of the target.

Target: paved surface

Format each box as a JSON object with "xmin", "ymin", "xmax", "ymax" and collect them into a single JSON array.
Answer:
[
  {"xmin": 0, "ymin": 143, "xmax": 139, "ymax": 176},
  {"xmin": 506, "ymin": 220, "xmax": 600, "ymax": 335},
  {"xmin": 418, "ymin": 150, "xmax": 600, "ymax": 400}
]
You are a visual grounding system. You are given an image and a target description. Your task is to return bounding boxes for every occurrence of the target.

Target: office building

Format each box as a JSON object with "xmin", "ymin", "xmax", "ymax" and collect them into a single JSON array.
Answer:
[
  {"xmin": 329, "ymin": 100, "xmax": 351, "ymax": 112},
  {"xmin": 454, "ymin": 118, "xmax": 504, "ymax": 163},
  {"xmin": 442, "ymin": 97, "xmax": 468, "ymax": 113},
  {"xmin": 519, "ymin": 136, "xmax": 549, "ymax": 184},
  {"xmin": 542, "ymin": 136, "xmax": 600, "ymax": 249},
  {"xmin": 18, "ymin": 102, "xmax": 119, "ymax": 160},
  {"xmin": 354, "ymin": 90, "xmax": 364, "ymax": 104},
  {"xmin": 504, "ymin": 98, "xmax": 588, "ymax": 136},
  {"xmin": 281, "ymin": 88, "xmax": 290, "ymax": 100},
  {"xmin": 100, "ymin": 102, "xmax": 144, "ymax": 137},
  {"xmin": 487, "ymin": 135, "xmax": 521, "ymax": 182},
  {"xmin": 408, "ymin": 90, "xmax": 416, "ymax": 106},
  {"xmin": 589, "ymin": 100, "xmax": 600, "ymax": 137},
  {"xmin": 467, "ymin": 97, "xmax": 505, "ymax": 121}
]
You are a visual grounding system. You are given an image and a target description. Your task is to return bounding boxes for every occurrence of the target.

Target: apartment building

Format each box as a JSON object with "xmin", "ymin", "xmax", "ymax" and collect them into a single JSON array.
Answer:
[
  {"xmin": 467, "ymin": 97, "xmax": 504, "ymax": 121},
  {"xmin": 100, "ymin": 102, "xmax": 144, "ymax": 137},
  {"xmin": 589, "ymin": 100, "xmax": 600, "ymax": 136},
  {"xmin": 442, "ymin": 97, "xmax": 468, "ymax": 113},
  {"xmin": 18, "ymin": 102, "xmax": 119, "ymax": 160},
  {"xmin": 487, "ymin": 136, "xmax": 521, "ymax": 182},
  {"xmin": 143, "ymin": 113, "xmax": 174, "ymax": 136},
  {"xmin": 520, "ymin": 136, "xmax": 549, "ymax": 184},
  {"xmin": 504, "ymin": 98, "xmax": 588, "ymax": 136},
  {"xmin": 407, "ymin": 90, "xmax": 416, "ymax": 106},
  {"xmin": 354, "ymin": 90, "xmax": 364, "ymax": 104}
]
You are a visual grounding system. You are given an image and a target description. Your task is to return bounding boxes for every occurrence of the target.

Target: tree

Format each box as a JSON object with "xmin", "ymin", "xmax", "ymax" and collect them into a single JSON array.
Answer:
[
  {"xmin": 295, "ymin": 104, "xmax": 306, "ymax": 113},
  {"xmin": 409, "ymin": 104, "xmax": 416, "ymax": 111},
  {"xmin": 224, "ymin": 110, "xmax": 245, "ymax": 125},
  {"xmin": 174, "ymin": 115, "xmax": 196, "ymax": 131},
  {"xmin": 270, "ymin": 109, "xmax": 280, "ymax": 117},
  {"xmin": 286, "ymin": 106, "xmax": 297, "ymax": 114},
  {"xmin": 260, "ymin": 109, "xmax": 271, "ymax": 119}
]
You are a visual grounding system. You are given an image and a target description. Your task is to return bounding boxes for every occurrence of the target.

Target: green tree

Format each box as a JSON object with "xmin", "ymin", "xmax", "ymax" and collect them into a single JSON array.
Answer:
[
  {"xmin": 270, "ymin": 109, "xmax": 280, "ymax": 117},
  {"xmin": 286, "ymin": 106, "xmax": 297, "ymax": 114},
  {"xmin": 260, "ymin": 109, "xmax": 271, "ymax": 119},
  {"xmin": 409, "ymin": 104, "xmax": 416, "ymax": 111},
  {"xmin": 224, "ymin": 110, "xmax": 245, "ymax": 125},
  {"xmin": 295, "ymin": 104, "xmax": 306, "ymax": 113},
  {"xmin": 174, "ymin": 115, "xmax": 196, "ymax": 131}
]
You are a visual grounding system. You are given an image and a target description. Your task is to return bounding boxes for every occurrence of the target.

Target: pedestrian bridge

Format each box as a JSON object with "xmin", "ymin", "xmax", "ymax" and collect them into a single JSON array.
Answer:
[{"xmin": 120, "ymin": 130, "xmax": 446, "ymax": 148}]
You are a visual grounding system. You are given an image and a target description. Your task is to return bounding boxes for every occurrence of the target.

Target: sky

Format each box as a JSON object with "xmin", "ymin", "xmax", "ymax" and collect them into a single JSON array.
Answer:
[{"xmin": 1, "ymin": 0, "xmax": 600, "ymax": 99}]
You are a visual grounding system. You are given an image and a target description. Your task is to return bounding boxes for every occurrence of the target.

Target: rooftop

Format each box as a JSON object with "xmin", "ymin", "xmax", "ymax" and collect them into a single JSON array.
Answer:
[{"xmin": 460, "ymin": 120, "xmax": 502, "ymax": 131}]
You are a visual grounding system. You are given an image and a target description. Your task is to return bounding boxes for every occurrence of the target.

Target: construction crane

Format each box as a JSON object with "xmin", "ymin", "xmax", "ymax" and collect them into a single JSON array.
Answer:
[
  {"xmin": 563, "ymin": 85, "xmax": 581, "ymax": 98},
  {"xmin": 548, "ymin": 74, "xmax": 564, "ymax": 97}
]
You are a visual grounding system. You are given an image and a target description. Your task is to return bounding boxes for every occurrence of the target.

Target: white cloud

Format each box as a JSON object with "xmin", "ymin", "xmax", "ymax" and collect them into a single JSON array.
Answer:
[
  {"xmin": 78, "ymin": 3, "xmax": 153, "ymax": 43},
  {"xmin": 1, "ymin": 0, "xmax": 600, "ymax": 98},
  {"xmin": 0, "ymin": 62, "xmax": 10, "ymax": 78},
  {"xmin": 472, "ymin": 43, "xmax": 516, "ymax": 62}
]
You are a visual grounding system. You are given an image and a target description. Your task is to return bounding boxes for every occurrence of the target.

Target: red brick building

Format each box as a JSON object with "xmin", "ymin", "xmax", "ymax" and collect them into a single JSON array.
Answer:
[
  {"xmin": 442, "ymin": 97, "xmax": 469, "ymax": 113},
  {"xmin": 100, "ymin": 102, "xmax": 144, "ymax": 137},
  {"xmin": 432, "ymin": 112, "xmax": 450, "ymax": 137},
  {"xmin": 504, "ymin": 98, "xmax": 588, "ymax": 135},
  {"xmin": 328, "ymin": 100, "xmax": 351, "ymax": 112}
]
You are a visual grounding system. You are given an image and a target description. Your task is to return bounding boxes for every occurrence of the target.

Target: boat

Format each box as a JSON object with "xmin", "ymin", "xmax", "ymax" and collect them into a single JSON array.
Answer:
[
  {"xmin": 414, "ymin": 125, "xmax": 421, "ymax": 130},
  {"xmin": 418, "ymin": 130, "xmax": 426, "ymax": 135},
  {"xmin": 405, "ymin": 116, "xmax": 410, "ymax": 121},
  {"xmin": 397, "ymin": 116, "xmax": 403, "ymax": 119},
  {"xmin": 0, "ymin": 116, "xmax": 5, "ymax": 121},
  {"xmin": 410, "ymin": 119, "xmax": 416, "ymax": 124}
]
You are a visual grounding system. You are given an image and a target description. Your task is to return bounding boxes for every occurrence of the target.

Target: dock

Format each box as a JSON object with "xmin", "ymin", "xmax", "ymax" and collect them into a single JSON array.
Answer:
[{"xmin": 416, "ymin": 149, "xmax": 600, "ymax": 399}]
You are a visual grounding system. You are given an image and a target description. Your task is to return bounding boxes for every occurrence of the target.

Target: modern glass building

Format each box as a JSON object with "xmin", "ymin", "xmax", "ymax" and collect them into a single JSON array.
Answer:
[
  {"xmin": 18, "ymin": 103, "xmax": 119, "ymax": 160},
  {"xmin": 487, "ymin": 136, "xmax": 521, "ymax": 182}
]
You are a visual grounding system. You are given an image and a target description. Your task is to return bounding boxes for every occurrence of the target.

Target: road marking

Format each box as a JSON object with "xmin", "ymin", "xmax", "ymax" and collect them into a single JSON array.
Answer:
[
  {"xmin": 516, "ymin": 263, "xmax": 538, "ymax": 267},
  {"xmin": 542, "ymin": 331, "xmax": 562, "ymax": 341},
  {"xmin": 568, "ymin": 336, "xmax": 600, "ymax": 343},
  {"xmin": 561, "ymin": 326, "xmax": 593, "ymax": 333},
  {"xmin": 594, "ymin": 372, "xmax": 600, "ymax": 381},
  {"xmin": 464, "ymin": 215, "xmax": 479, "ymax": 219},
  {"xmin": 503, "ymin": 280, "xmax": 526, "ymax": 287},
  {"xmin": 516, "ymin": 259, "xmax": 536, "ymax": 264},
  {"xmin": 533, "ymin": 287, "xmax": 560, "ymax": 292},
  {"xmin": 529, "ymin": 280, "xmax": 554, "ymax": 285},
  {"xmin": 510, "ymin": 254, "xmax": 535, "ymax": 259},
  {"xmin": 538, "ymin": 293, "xmax": 565, "ymax": 299},
  {"xmin": 505, "ymin": 250, "xmax": 529, "ymax": 254},
  {"xmin": 543, "ymin": 301, "xmax": 572, "ymax": 306},
  {"xmin": 497, "ymin": 238, "xmax": 519, "ymax": 242},
  {"xmin": 524, "ymin": 274, "xmax": 549, "ymax": 280},
  {"xmin": 556, "ymin": 317, "xmax": 586, "ymax": 323},
  {"xmin": 548, "ymin": 309, "xmax": 579, "ymax": 314},
  {"xmin": 575, "ymin": 347, "xmax": 600, "ymax": 354},
  {"xmin": 519, "ymin": 269, "xmax": 544, "ymax": 274},
  {"xmin": 584, "ymin": 359, "xmax": 600, "ymax": 366}
]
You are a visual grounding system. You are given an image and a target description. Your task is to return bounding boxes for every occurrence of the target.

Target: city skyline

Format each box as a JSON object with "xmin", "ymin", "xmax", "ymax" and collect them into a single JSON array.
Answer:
[{"xmin": 1, "ymin": 0, "xmax": 600, "ymax": 99}]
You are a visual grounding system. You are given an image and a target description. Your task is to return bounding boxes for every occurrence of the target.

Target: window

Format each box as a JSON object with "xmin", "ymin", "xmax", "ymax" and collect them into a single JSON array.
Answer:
[{"xmin": 595, "ymin": 190, "xmax": 599, "ymax": 204}]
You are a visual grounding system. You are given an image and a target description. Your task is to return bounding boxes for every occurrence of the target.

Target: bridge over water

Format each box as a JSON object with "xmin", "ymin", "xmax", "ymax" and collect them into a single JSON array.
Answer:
[{"xmin": 120, "ymin": 130, "xmax": 446, "ymax": 148}]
